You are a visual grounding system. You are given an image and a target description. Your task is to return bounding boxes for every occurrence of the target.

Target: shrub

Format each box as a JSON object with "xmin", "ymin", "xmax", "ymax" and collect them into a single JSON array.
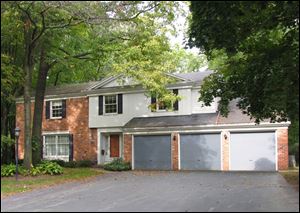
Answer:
[
  {"xmin": 29, "ymin": 167, "xmax": 42, "ymax": 176},
  {"xmin": 103, "ymin": 158, "xmax": 131, "ymax": 171},
  {"xmin": 49, "ymin": 159, "xmax": 66, "ymax": 167},
  {"xmin": 64, "ymin": 161, "xmax": 78, "ymax": 168},
  {"xmin": 1, "ymin": 135, "xmax": 15, "ymax": 165},
  {"xmin": 1, "ymin": 164, "xmax": 16, "ymax": 177},
  {"xmin": 77, "ymin": 160, "xmax": 93, "ymax": 167},
  {"xmin": 37, "ymin": 161, "xmax": 63, "ymax": 175}
]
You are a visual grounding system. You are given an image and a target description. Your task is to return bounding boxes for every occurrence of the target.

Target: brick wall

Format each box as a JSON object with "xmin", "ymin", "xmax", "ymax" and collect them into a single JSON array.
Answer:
[
  {"xmin": 15, "ymin": 97, "xmax": 97, "ymax": 162},
  {"xmin": 222, "ymin": 131, "xmax": 230, "ymax": 171},
  {"xmin": 171, "ymin": 132, "xmax": 179, "ymax": 170},
  {"xmin": 277, "ymin": 128, "xmax": 289, "ymax": 170},
  {"xmin": 123, "ymin": 134, "xmax": 132, "ymax": 163}
]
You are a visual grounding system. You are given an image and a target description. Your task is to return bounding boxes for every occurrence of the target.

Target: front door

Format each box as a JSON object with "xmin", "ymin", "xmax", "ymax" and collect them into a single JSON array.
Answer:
[
  {"xmin": 110, "ymin": 135, "xmax": 120, "ymax": 158},
  {"xmin": 101, "ymin": 133, "xmax": 121, "ymax": 163}
]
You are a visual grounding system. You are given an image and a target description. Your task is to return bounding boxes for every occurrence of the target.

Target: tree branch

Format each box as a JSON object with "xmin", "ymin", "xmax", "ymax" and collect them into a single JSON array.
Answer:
[{"xmin": 30, "ymin": 8, "xmax": 47, "ymax": 47}]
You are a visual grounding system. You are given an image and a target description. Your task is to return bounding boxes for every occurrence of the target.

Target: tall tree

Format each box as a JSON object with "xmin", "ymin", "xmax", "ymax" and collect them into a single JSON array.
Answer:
[
  {"xmin": 188, "ymin": 1, "xmax": 299, "ymax": 123},
  {"xmin": 2, "ymin": 1, "xmax": 186, "ymax": 165}
]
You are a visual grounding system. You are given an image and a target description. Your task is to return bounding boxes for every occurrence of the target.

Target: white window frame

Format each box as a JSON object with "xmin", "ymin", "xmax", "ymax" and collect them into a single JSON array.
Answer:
[
  {"xmin": 104, "ymin": 95, "xmax": 118, "ymax": 115},
  {"xmin": 50, "ymin": 100, "xmax": 63, "ymax": 119},
  {"xmin": 43, "ymin": 134, "xmax": 69, "ymax": 161}
]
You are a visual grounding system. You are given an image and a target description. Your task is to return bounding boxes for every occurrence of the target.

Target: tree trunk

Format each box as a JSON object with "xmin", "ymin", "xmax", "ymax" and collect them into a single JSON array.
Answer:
[
  {"xmin": 23, "ymin": 18, "xmax": 34, "ymax": 170},
  {"xmin": 32, "ymin": 46, "xmax": 51, "ymax": 165}
]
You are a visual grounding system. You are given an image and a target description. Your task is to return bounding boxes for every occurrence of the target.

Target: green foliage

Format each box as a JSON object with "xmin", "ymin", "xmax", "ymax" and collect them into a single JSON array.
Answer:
[
  {"xmin": 48, "ymin": 159, "xmax": 66, "ymax": 167},
  {"xmin": 289, "ymin": 120, "xmax": 299, "ymax": 164},
  {"xmin": 63, "ymin": 161, "xmax": 78, "ymax": 168},
  {"xmin": 1, "ymin": 134, "xmax": 15, "ymax": 165},
  {"xmin": 37, "ymin": 161, "xmax": 63, "ymax": 175},
  {"xmin": 77, "ymin": 160, "xmax": 94, "ymax": 168},
  {"xmin": 189, "ymin": 1, "xmax": 299, "ymax": 123},
  {"xmin": 1, "ymin": 164, "xmax": 16, "ymax": 177},
  {"xmin": 1, "ymin": 161, "xmax": 63, "ymax": 177},
  {"xmin": 103, "ymin": 158, "xmax": 131, "ymax": 171}
]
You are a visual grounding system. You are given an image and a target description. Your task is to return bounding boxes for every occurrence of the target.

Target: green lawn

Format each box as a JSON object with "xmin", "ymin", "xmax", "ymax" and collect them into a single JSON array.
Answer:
[
  {"xmin": 1, "ymin": 168, "xmax": 104, "ymax": 198},
  {"xmin": 280, "ymin": 168, "xmax": 299, "ymax": 191}
]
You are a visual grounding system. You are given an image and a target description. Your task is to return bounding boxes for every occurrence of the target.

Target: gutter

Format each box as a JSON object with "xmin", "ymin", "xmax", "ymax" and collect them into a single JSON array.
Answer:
[{"xmin": 122, "ymin": 121, "xmax": 290, "ymax": 133}]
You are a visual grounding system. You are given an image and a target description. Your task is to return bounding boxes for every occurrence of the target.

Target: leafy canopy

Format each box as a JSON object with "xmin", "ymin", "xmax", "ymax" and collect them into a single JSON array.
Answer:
[{"xmin": 188, "ymin": 1, "xmax": 299, "ymax": 123}]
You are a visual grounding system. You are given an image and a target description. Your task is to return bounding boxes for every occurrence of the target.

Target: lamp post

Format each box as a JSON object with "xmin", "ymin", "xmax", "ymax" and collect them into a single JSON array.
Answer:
[{"xmin": 15, "ymin": 127, "xmax": 20, "ymax": 181}]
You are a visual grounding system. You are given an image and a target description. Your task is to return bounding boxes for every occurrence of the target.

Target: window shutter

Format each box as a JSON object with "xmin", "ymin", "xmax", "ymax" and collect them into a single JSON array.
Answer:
[
  {"xmin": 99, "ymin": 96, "xmax": 103, "ymax": 115},
  {"xmin": 69, "ymin": 134, "xmax": 73, "ymax": 162},
  {"xmin": 46, "ymin": 101, "xmax": 50, "ymax": 119},
  {"xmin": 151, "ymin": 96, "xmax": 156, "ymax": 112},
  {"xmin": 118, "ymin": 94, "xmax": 123, "ymax": 114},
  {"xmin": 62, "ymin": 100, "xmax": 66, "ymax": 118},
  {"xmin": 173, "ymin": 89, "xmax": 179, "ymax": 111}
]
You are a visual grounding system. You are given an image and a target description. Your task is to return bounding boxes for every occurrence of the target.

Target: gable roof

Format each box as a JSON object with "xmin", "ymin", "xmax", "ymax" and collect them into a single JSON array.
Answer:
[{"xmin": 16, "ymin": 70, "xmax": 214, "ymax": 101}]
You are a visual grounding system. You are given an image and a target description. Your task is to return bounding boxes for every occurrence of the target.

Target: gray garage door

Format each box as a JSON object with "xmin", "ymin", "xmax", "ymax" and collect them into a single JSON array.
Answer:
[
  {"xmin": 230, "ymin": 132, "xmax": 276, "ymax": 171},
  {"xmin": 180, "ymin": 133, "xmax": 221, "ymax": 170},
  {"xmin": 134, "ymin": 135, "xmax": 171, "ymax": 170}
]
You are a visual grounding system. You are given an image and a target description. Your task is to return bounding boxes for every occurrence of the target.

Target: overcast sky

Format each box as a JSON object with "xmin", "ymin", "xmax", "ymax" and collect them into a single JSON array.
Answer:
[{"xmin": 167, "ymin": 2, "xmax": 200, "ymax": 54}]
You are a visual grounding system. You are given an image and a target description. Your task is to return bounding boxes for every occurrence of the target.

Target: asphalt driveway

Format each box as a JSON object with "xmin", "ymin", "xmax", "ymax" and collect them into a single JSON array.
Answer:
[{"xmin": 1, "ymin": 171, "xmax": 299, "ymax": 212}]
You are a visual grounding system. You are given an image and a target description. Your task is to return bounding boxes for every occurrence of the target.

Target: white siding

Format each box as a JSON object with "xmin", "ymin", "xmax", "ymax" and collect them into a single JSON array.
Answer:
[
  {"xmin": 89, "ymin": 88, "xmax": 193, "ymax": 128},
  {"xmin": 102, "ymin": 77, "xmax": 137, "ymax": 88},
  {"xmin": 191, "ymin": 89, "xmax": 218, "ymax": 113}
]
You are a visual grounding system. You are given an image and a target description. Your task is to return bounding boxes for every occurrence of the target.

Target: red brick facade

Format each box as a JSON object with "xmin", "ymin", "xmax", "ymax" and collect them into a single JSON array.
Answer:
[
  {"xmin": 277, "ymin": 128, "xmax": 289, "ymax": 170},
  {"xmin": 171, "ymin": 132, "xmax": 179, "ymax": 170},
  {"xmin": 122, "ymin": 130, "xmax": 289, "ymax": 171},
  {"xmin": 221, "ymin": 131, "xmax": 230, "ymax": 171},
  {"xmin": 16, "ymin": 97, "xmax": 97, "ymax": 162},
  {"xmin": 16, "ymin": 98, "xmax": 289, "ymax": 170},
  {"xmin": 123, "ymin": 134, "xmax": 132, "ymax": 163}
]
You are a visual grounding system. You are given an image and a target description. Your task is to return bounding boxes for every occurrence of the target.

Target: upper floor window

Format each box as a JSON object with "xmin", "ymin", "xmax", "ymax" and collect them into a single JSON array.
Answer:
[
  {"xmin": 151, "ymin": 89, "xmax": 179, "ymax": 112},
  {"xmin": 157, "ymin": 99, "xmax": 167, "ymax": 111},
  {"xmin": 51, "ymin": 100, "xmax": 63, "ymax": 118},
  {"xmin": 45, "ymin": 100, "xmax": 66, "ymax": 120},
  {"xmin": 104, "ymin": 95, "xmax": 117, "ymax": 114}
]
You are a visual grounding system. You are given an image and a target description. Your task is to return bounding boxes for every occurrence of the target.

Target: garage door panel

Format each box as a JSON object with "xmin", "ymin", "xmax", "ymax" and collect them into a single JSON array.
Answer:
[
  {"xmin": 230, "ymin": 132, "xmax": 276, "ymax": 171},
  {"xmin": 180, "ymin": 134, "xmax": 221, "ymax": 170},
  {"xmin": 134, "ymin": 135, "xmax": 171, "ymax": 170}
]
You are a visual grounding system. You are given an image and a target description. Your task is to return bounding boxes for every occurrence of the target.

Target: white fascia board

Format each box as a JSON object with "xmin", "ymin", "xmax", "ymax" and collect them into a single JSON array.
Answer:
[
  {"xmin": 166, "ymin": 73, "xmax": 190, "ymax": 82},
  {"xmin": 123, "ymin": 122, "xmax": 290, "ymax": 133},
  {"xmin": 87, "ymin": 85, "xmax": 193, "ymax": 97},
  {"xmin": 88, "ymin": 75, "xmax": 122, "ymax": 90}
]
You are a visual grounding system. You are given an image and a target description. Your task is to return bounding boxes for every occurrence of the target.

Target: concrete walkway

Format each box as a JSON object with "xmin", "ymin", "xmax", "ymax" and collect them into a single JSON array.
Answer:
[{"xmin": 1, "ymin": 171, "xmax": 299, "ymax": 212}]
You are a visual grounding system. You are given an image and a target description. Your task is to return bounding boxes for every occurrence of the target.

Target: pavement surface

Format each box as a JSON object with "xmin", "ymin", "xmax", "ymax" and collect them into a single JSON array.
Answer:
[{"xmin": 1, "ymin": 171, "xmax": 299, "ymax": 212}]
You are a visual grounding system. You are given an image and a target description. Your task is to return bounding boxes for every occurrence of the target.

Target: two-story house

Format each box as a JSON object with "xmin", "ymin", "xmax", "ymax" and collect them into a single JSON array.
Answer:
[{"xmin": 16, "ymin": 70, "xmax": 290, "ymax": 171}]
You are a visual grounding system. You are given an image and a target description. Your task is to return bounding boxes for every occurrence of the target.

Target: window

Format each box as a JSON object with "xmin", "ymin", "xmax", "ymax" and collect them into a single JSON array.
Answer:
[
  {"xmin": 51, "ymin": 100, "xmax": 63, "ymax": 118},
  {"xmin": 157, "ymin": 99, "xmax": 167, "ymax": 111},
  {"xmin": 44, "ymin": 135, "xmax": 69, "ymax": 158},
  {"xmin": 152, "ymin": 89, "xmax": 178, "ymax": 112},
  {"xmin": 104, "ymin": 95, "xmax": 117, "ymax": 114}
]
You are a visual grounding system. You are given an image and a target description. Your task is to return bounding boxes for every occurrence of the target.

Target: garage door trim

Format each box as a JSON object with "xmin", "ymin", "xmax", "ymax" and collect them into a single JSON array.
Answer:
[{"xmin": 228, "ymin": 130, "xmax": 278, "ymax": 171}]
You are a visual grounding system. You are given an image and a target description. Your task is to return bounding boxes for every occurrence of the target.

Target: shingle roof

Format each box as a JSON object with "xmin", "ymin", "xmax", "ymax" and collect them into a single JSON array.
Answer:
[
  {"xmin": 43, "ymin": 81, "xmax": 99, "ymax": 96},
  {"xmin": 174, "ymin": 69, "xmax": 213, "ymax": 82},
  {"xmin": 123, "ymin": 100, "xmax": 273, "ymax": 129},
  {"xmin": 28, "ymin": 70, "xmax": 214, "ymax": 98}
]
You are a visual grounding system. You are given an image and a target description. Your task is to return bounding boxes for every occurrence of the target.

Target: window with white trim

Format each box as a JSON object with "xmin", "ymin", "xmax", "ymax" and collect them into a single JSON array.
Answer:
[
  {"xmin": 44, "ymin": 135, "xmax": 69, "ymax": 158},
  {"xmin": 51, "ymin": 100, "xmax": 63, "ymax": 118},
  {"xmin": 104, "ymin": 95, "xmax": 117, "ymax": 114}
]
